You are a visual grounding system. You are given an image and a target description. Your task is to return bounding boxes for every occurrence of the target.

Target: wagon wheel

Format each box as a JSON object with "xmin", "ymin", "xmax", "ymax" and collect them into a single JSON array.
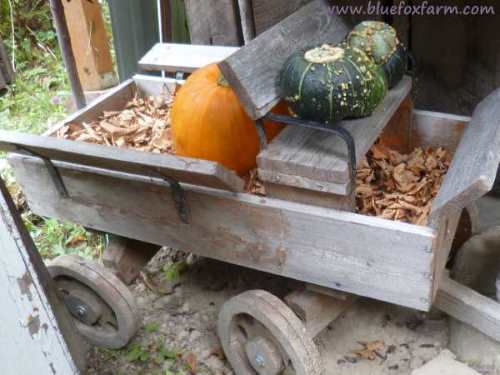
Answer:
[
  {"xmin": 47, "ymin": 254, "xmax": 141, "ymax": 349},
  {"xmin": 218, "ymin": 290, "xmax": 323, "ymax": 375}
]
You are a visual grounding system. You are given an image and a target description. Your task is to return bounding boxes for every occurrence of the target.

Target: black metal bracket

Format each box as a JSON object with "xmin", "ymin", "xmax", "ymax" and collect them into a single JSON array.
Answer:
[
  {"xmin": 17, "ymin": 146, "xmax": 69, "ymax": 198},
  {"xmin": 263, "ymin": 113, "xmax": 357, "ymax": 181},
  {"xmin": 154, "ymin": 171, "xmax": 189, "ymax": 224}
]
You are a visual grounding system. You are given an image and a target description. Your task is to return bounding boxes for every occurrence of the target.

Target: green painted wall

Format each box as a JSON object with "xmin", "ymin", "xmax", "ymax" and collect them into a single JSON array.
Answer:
[{"xmin": 108, "ymin": 0, "xmax": 190, "ymax": 80}]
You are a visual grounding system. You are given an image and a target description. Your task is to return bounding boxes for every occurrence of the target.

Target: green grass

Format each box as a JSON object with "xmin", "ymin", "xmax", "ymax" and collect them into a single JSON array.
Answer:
[{"xmin": 0, "ymin": 0, "xmax": 107, "ymax": 260}]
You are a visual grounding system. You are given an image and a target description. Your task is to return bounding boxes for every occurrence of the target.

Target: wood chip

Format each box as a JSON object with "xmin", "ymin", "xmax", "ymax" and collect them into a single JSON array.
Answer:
[
  {"xmin": 356, "ymin": 143, "xmax": 451, "ymax": 225},
  {"xmin": 57, "ymin": 94, "xmax": 175, "ymax": 154}
]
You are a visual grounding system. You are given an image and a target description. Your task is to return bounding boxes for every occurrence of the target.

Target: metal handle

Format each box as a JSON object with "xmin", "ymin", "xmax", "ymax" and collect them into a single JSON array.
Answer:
[{"xmin": 263, "ymin": 113, "xmax": 357, "ymax": 181}]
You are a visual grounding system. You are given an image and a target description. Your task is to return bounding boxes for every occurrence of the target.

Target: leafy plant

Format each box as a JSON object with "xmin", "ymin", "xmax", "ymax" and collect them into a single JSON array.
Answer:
[
  {"xmin": 163, "ymin": 260, "xmax": 188, "ymax": 283},
  {"xmin": 126, "ymin": 343, "xmax": 151, "ymax": 363},
  {"xmin": 144, "ymin": 321, "xmax": 161, "ymax": 333}
]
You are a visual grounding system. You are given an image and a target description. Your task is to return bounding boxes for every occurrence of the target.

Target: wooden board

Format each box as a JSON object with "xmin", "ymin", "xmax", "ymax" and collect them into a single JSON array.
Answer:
[
  {"xmin": 0, "ymin": 130, "xmax": 244, "ymax": 193},
  {"xmin": 139, "ymin": 43, "xmax": 239, "ymax": 73},
  {"xmin": 236, "ymin": 0, "xmax": 256, "ymax": 44},
  {"xmin": 9, "ymin": 154, "xmax": 437, "ymax": 311},
  {"xmin": 435, "ymin": 275, "xmax": 500, "ymax": 343},
  {"xmin": 251, "ymin": 0, "xmax": 312, "ymax": 36},
  {"xmin": 62, "ymin": 0, "xmax": 117, "ymax": 91},
  {"xmin": 219, "ymin": 0, "xmax": 352, "ymax": 119},
  {"xmin": 0, "ymin": 177, "xmax": 86, "ymax": 374},
  {"xmin": 430, "ymin": 88, "xmax": 500, "ymax": 221},
  {"xmin": 185, "ymin": 0, "xmax": 241, "ymax": 46},
  {"xmin": 0, "ymin": 40, "xmax": 13, "ymax": 84},
  {"xmin": 258, "ymin": 77, "xmax": 412, "ymax": 195}
]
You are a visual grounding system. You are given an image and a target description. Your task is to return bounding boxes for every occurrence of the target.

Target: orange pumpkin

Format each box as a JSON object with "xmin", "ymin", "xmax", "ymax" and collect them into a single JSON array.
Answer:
[{"xmin": 171, "ymin": 64, "xmax": 288, "ymax": 176}]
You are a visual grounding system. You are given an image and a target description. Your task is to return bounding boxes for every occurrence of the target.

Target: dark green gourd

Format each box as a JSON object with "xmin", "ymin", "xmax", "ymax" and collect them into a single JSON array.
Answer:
[
  {"xmin": 280, "ymin": 44, "xmax": 387, "ymax": 124},
  {"xmin": 347, "ymin": 21, "xmax": 407, "ymax": 88}
]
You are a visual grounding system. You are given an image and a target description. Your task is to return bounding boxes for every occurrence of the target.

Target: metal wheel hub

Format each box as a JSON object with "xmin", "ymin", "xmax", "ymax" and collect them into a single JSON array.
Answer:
[
  {"xmin": 57, "ymin": 279, "xmax": 104, "ymax": 326},
  {"xmin": 245, "ymin": 336, "xmax": 284, "ymax": 375}
]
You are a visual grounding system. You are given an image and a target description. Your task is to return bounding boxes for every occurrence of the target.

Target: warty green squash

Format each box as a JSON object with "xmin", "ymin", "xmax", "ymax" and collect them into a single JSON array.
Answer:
[
  {"xmin": 280, "ymin": 44, "xmax": 387, "ymax": 124},
  {"xmin": 347, "ymin": 21, "xmax": 407, "ymax": 88}
]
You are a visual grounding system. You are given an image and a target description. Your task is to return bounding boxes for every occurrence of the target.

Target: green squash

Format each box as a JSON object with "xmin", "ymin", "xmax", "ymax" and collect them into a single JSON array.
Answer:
[
  {"xmin": 347, "ymin": 21, "xmax": 407, "ymax": 88},
  {"xmin": 280, "ymin": 44, "xmax": 387, "ymax": 124}
]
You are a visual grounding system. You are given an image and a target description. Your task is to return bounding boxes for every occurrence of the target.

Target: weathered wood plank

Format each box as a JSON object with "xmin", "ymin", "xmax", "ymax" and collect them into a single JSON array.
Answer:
[
  {"xmin": 285, "ymin": 289, "xmax": 357, "ymax": 337},
  {"xmin": 430, "ymin": 88, "xmax": 500, "ymax": 221},
  {"xmin": 409, "ymin": 110, "xmax": 469, "ymax": 154},
  {"xmin": 44, "ymin": 79, "xmax": 136, "ymax": 136},
  {"xmin": 185, "ymin": 0, "xmax": 241, "ymax": 46},
  {"xmin": 0, "ymin": 40, "xmax": 14, "ymax": 83},
  {"xmin": 435, "ymin": 275, "xmax": 500, "ymax": 343},
  {"xmin": 9, "ymin": 154, "xmax": 435, "ymax": 310},
  {"xmin": 62, "ymin": 0, "xmax": 117, "ymax": 90},
  {"xmin": 0, "ymin": 70, "xmax": 6, "ymax": 95},
  {"xmin": 237, "ymin": 0, "xmax": 255, "ymax": 44},
  {"xmin": 219, "ymin": 0, "xmax": 352, "ymax": 119},
  {"xmin": 0, "ymin": 177, "xmax": 86, "ymax": 373},
  {"xmin": 258, "ymin": 76, "xmax": 412, "ymax": 194},
  {"xmin": 9, "ymin": 154, "xmax": 437, "ymax": 311},
  {"xmin": 139, "ymin": 43, "xmax": 239, "ymax": 73},
  {"xmin": 0, "ymin": 130, "xmax": 244, "ymax": 192},
  {"xmin": 251, "ymin": 0, "xmax": 312, "ymax": 35}
]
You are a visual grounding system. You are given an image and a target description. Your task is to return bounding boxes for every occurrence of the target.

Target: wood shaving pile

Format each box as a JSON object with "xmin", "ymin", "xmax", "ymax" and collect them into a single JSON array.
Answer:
[
  {"xmin": 56, "ymin": 94, "xmax": 174, "ymax": 154},
  {"xmin": 356, "ymin": 143, "xmax": 451, "ymax": 225}
]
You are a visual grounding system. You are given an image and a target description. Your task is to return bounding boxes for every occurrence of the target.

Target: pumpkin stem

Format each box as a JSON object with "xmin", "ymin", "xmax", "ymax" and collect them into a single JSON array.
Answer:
[
  {"xmin": 305, "ymin": 45, "xmax": 345, "ymax": 64},
  {"xmin": 217, "ymin": 73, "xmax": 230, "ymax": 87}
]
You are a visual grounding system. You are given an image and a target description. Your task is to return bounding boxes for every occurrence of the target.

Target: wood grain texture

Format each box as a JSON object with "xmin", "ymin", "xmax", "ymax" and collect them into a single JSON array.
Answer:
[
  {"xmin": 44, "ymin": 79, "xmax": 136, "ymax": 136},
  {"xmin": 264, "ymin": 182, "xmax": 355, "ymax": 211},
  {"xmin": 257, "ymin": 77, "xmax": 412, "ymax": 194},
  {"xmin": 0, "ymin": 130, "xmax": 244, "ymax": 192},
  {"xmin": 62, "ymin": 0, "xmax": 117, "ymax": 90},
  {"xmin": 9, "ymin": 154, "xmax": 437, "ymax": 311},
  {"xmin": 0, "ymin": 40, "xmax": 13, "ymax": 84},
  {"xmin": 0, "ymin": 178, "xmax": 86, "ymax": 374},
  {"xmin": 430, "ymin": 88, "xmax": 500, "ymax": 221},
  {"xmin": 237, "ymin": 0, "xmax": 256, "ymax": 43},
  {"xmin": 40, "ymin": 75, "xmax": 244, "ymax": 192},
  {"xmin": 409, "ymin": 110, "xmax": 469, "ymax": 154},
  {"xmin": 252, "ymin": 0, "xmax": 312, "ymax": 35},
  {"xmin": 139, "ymin": 43, "xmax": 239, "ymax": 73},
  {"xmin": 219, "ymin": 0, "xmax": 352, "ymax": 119},
  {"xmin": 436, "ymin": 275, "xmax": 500, "ymax": 343},
  {"xmin": 185, "ymin": 0, "xmax": 241, "ymax": 46},
  {"xmin": 285, "ymin": 289, "xmax": 357, "ymax": 337}
]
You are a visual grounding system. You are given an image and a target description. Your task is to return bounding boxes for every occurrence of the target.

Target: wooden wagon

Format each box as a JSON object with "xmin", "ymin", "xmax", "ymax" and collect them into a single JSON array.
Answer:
[{"xmin": 3, "ymin": 1, "xmax": 500, "ymax": 374}]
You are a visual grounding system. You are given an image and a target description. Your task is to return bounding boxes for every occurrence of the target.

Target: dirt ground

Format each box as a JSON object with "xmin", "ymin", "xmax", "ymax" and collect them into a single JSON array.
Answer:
[{"xmin": 85, "ymin": 195, "xmax": 500, "ymax": 375}]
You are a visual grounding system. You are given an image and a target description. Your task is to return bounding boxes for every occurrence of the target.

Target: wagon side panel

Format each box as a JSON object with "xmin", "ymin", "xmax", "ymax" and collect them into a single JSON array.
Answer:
[{"xmin": 10, "ymin": 154, "xmax": 436, "ymax": 311}]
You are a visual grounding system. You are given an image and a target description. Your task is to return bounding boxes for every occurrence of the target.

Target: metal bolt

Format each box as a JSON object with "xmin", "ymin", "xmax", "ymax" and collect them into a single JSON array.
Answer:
[
  {"xmin": 254, "ymin": 353, "xmax": 266, "ymax": 368},
  {"xmin": 75, "ymin": 305, "xmax": 87, "ymax": 318}
]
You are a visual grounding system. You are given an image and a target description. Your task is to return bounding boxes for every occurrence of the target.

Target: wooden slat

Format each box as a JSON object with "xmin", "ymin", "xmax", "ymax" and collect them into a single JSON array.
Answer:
[
  {"xmin": 410, "ymin": 110, "xmax": 469, "ymax": 154},
  {"xmin": 251, "ymin": 0, "xmax": 312, "ymax": 35},
  {"xmin": 219, "ymin": 0, "xmax": 352, "ymax": 120},
  {"xmin": 185, "ymin": 0, "xmax": 241, "ymax": 46},
  {"xmin": 258, "ymin": 76, "xmax": 412, "ymax": 195},
  {"xmin": 430, "ymin": 88, "xmax": 500, "ymax": 221},
  {"xmin": 0, "ymin": 177, "xmax": 86, "ymax": 373},
  {"xmin": 44, "ymin": 79, "xmax": 136, "ymax": 136},
  {"xmin": 62, "ymin": 0, "xmax": 117, "ymax": 90},
  {"xmin": 0, "ymin": 70, "xmax": 6, "ymax": 95},
  {"xmin": 0, "ymin": 40, "xmax": 14, "ymax": 83},
  {"xmin": 237, "ymin": 0, "xmax": 256, "ymax": 44},
  {"xmin": 10, "ymin": 154, "xmax": 437, "ymax": 311},
  {"xmin": 139, "ymin": 43, "xmax": 239, "ymax": 73},
  {"xmin": 0, "ymin": 130, "xmax": 244, "ymax": 192},
  {"xmin": 435, "ymin": 275, "xmax": 500, "ymax": 343}
]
